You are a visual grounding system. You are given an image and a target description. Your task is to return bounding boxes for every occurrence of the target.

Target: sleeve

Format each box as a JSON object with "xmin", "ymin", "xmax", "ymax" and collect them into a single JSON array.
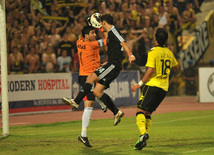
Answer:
[
  {"xmin": 90, "ymin": 40, "xmax": 99, "ymax": 48},
  {"xmin": 112, "ymin": 27, "xmax": 125, "ymax": 43},
  {"xmin": 171, "ymin": 54, "xmax": 178, "ymax": 68},
  {"xmin": 145, "ymin": 50, "xmax": 155, "ymax": 68}
]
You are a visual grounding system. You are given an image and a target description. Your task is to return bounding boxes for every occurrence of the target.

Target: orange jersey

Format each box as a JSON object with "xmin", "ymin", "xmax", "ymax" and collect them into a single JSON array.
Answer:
[{"xmin": 77, "ymin": 36, "xmax": 107, "ymax": 76}]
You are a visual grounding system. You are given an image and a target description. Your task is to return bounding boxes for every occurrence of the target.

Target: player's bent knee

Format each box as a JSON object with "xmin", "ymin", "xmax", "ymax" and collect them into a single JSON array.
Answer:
[{"xmin": 87, "ymin": 73, "xmax": 98, "ymax": 83}]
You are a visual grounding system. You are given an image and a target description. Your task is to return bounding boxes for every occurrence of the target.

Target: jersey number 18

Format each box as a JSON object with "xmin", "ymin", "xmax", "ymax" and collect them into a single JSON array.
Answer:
[{"xmin": 161, "ymin": 59, "xmax": 171, "ymax": 75}]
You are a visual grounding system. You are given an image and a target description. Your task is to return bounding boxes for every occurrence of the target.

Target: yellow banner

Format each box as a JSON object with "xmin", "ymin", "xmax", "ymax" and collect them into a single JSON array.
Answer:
[
  {"xmin": 40, "ymin": 16, "xmax": 69, "ymax": 22},
  {"xmin": 57, "ymin": 3, "xmax": 88, "ymax": 8},
  {"xmin": 205, "ymin": 10, "xmax": 214, "ymax": 40}
]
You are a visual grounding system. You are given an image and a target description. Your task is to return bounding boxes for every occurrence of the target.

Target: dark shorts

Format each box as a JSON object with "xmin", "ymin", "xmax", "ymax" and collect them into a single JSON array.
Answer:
[
  {"xmin": 94, "ymin": 62, "xmax": 120, "ymax": 88},
  {"xmin": 137, "ymin": 85, "xmax": 167, "ymax": 113},
  {"xmin": 78, "ymin": 76, "xmax": 95, "ymax": 101}
]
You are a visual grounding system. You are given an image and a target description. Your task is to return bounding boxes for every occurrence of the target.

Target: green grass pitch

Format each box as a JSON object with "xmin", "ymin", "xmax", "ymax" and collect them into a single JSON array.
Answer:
[{"xmin": 1, "ymin": 110, "xmax": 214, "ymax": 155}]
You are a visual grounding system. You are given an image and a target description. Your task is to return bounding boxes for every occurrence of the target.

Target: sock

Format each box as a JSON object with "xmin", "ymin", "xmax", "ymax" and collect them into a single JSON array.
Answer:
[
  {"xmin": 145, "ymin": 115, "xmax": 152, "ymax": 133},
  {"xmin": 96, "ymin": 97, "xmax": 107, "ymax": 109},
  {"xmin": 99, "ymin": 93, "xmax": 118, "ymax": 115},
  {"xmin": 74, "ymin": 83, "xmax": 92, "ymax": 104},
  {"xmin": 136, "ymin": 112, "xmax": 146, "ymax": 135},
  {"xmin": 81, "ymin": 107, "xmax": 93, "ymax": 137}
]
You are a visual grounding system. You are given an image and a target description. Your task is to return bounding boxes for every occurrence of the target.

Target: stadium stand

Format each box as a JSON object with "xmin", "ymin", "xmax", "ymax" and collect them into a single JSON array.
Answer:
[{"xmin": 5, "ymin": 0, "xmax": 209, "ymax": 96}]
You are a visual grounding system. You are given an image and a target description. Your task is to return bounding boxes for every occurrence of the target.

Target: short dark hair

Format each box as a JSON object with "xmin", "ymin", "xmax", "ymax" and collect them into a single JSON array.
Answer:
[
  {"xmin": 155, "ymin": 28, "xmax": 168, "ymax": 46},
  {"xmin": 100, "ymin": 14, "xmax": 114, "ymax": 25},
  {"xmin": 82, "ymin": 26, "xmax": 95, "ymax": 38}
]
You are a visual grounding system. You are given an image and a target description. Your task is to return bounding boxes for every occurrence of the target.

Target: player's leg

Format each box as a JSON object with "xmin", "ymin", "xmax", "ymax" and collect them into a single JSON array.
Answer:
[
  {"xmin": 62, "ymin": 73, "xmax": 98, "ymax": 109},
  {"xmin": 145, "ymin": 115, "xmax": 152, "ymax": 133},
  {"xmin": 79, "ymin": 98, "xmax": 94, "ymax": 148},
  {"xmin": 94, "ymin": 83, "xmax": 124, "ymax": 126},
  {"xmin": 134, "ymin": 85, "xmax": 151, "ymax": 150},
  {"xmin": 134, "ymin": 86, "xmax": 167, "ymax": 150},
  {"xmin": 134, "ymin": 109, "xmax": 150, "ymax": 150}
]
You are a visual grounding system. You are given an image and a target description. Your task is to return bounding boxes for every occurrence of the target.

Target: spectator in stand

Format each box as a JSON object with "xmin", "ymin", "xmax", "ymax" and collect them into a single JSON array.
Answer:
[
  {"xmin": 183, "ymin": 59, "xmax": 197, "ymax": 95},
  {"xmin": 57, "ymin": 50, "xmax": 73, "ymax": 72},
  {"xmin": 158, "ymin": 5, "xmax": 171, "ymax": 27},
  {"xmin": 49, "ymin": 27, "xmax": 61, "ymax": 48},
  {"xmin": 144, "ymin": 16, "xmax": 154, "ymax": 48},
  {"xmin": 136, "ymin": 28, "xmax": 150, "ymax": 66},
  {"xmin": 123, "ymin": 31, "xmax": 147, "ymax": 70},
  {"xmin": 30, "ymin": 2, "xmax": 43, "ymax": 27},
  {"xmin": 20, "ymin": 27, "xmax": 30, "ymax": 58},
  {"xmin": 136, "ymin": 8, "xmax": 147, "ymax": 29},
  {"xmin": 10, "ymin": 31, "xmax": 21, "ymax": 51},
  {"xmin": 9, "ymin": 46, "xmax": 24, "ymax": 74},
  {"xmin": 145, "ymin": 0, "xmax": 158, "ymax": 18},
  {"xmin": 101, "ymin": 0, "xmax": 114, "ymax": 13},
  {"xmin": 25, "ymin": 46, "xmax": 40, "ymax": 73},
  {"xmin": 68, "ymin": 10, "xmax": 75, "ymax": 27},
  {"xmin": 65, "ymin": 26, "xmax": 77, "ymax": 44},
  {"xmin": 151, "ymin": 14, "xmax": 159, "ymax": 28},
  {"xmin": 42, "ymin": 44, "xmax": 57, "ymax": 73},
  {"xmin": 121, "ymin": 11, "xmax": 133, "ymax": 29},
  {"xmin": 42, "ymin": 21, "xmax": 68, "ymax": 35},
  {"xmin": 182, "ymin": 2, "xmax": 197, "ymax": 32},
  {"xmin": 57, "ymin": 33, "xmax": 75, "ymax": 57},
  {"xmin": 177, "ymin": 0, "xmax": 188, "ymax": 16},
  {"xmin": 40, "ymin": 34, "xmax": 50, "ymax": 54},
  {"xmin": 32, "ymin": 27, "xmax": 44, "ymax": 44},
  {"xmin": 166, "ymin": 0, "xmax": 182, "ymax": 27},
  {"xmin": 73, "ymin": 15, "xmax": 86, "ymax": 37}
]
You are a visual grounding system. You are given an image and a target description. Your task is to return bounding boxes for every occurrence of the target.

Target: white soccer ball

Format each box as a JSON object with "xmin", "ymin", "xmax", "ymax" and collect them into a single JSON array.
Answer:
[{"xmin": 87, "ymin": 13, "xmax": 102, "ymax": 28}]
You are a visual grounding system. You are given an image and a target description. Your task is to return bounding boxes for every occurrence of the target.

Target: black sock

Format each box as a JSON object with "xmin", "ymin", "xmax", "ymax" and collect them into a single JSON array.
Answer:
[
  {"xmin": 74, "ymin": 83, "xmax": 92, "ymax": 104},
  {"xmin": 99, "ymin": 93, "xmax": 118, "ymax": 115}
]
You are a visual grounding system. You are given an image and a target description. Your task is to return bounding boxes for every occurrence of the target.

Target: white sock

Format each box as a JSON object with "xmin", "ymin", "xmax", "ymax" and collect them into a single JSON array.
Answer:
[{"xmin": 81, "ymin": 107, "xmax": 93, "ymax": 137}]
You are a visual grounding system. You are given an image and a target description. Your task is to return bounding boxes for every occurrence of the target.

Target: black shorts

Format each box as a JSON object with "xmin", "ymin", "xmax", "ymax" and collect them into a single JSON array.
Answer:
[
  {"xmin": 78, "ymin": 76, "xmax": 95, "ymax": 101},
  {"xmin": 137, "ymin": 85, "xmax": 167, "ymax": 113},
  {"xmin": 94, "ymin": 62, "xmax": 120, "ymax": 88}
]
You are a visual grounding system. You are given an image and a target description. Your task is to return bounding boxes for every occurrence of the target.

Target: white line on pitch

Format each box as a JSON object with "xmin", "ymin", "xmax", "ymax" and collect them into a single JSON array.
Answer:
[
  {"xmin": 25, "ymin": 114, "xmax": 214, "ymax": 135},
  {"xmin": 167, "ymin": 147, "xmax": 214, "ymax": 154}
]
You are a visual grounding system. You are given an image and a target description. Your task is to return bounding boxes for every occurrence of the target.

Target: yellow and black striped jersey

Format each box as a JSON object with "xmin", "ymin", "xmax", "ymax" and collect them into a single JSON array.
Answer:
[{"xmin": 145, "ymin": 46, "xmax": 178, "ymax": 91}]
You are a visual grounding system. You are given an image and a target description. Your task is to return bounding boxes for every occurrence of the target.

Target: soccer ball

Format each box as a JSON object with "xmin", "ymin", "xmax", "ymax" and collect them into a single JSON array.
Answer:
[{"xmin": 87, "ymin": 13, "xmax": 102, "ymax": 28}]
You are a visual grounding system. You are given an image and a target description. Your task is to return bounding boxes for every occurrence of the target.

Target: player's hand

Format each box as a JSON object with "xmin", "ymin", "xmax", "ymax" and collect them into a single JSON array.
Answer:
[
  {"xmin": 131, "ymin": 84, "xmax": 140, "ymax": 92},
  {"xmin": 129, "ymin": 55, "xmax": 136, "ymax": 63}
]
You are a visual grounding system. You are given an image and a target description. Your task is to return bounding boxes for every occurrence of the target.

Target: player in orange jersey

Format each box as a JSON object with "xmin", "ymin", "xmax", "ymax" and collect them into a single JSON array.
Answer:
[{"xmin": 75, "ymin": 26, "xmax": 107, "ymax": 147}]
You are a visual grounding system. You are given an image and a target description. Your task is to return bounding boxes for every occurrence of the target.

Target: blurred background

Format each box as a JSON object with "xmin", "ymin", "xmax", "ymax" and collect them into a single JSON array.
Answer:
[{"xmin": 4, "ymin": 0, "xmax": 214, "ymax": 98}]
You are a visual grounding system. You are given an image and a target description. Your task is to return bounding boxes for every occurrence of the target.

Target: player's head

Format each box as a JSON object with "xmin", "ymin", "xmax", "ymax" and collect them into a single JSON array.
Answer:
[
  {"xmin": 155, "ymin": 28, "xmax": 168, "ymax": 46},
  {"xmin": 100, "ymin": 14, "xmax": 113, "ymax": 31},
  {"xmin": 100, "ymin": 14, "xmax": 113, "ymax": 25},
  {"xmin": 82, "ymin": 26, "xmax": 96, "ymax": 41}
]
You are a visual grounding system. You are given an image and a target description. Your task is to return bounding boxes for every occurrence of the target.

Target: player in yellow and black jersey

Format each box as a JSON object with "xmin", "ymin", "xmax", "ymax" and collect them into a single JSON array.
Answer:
[{"xmin": 131, "ymin": 28, "xmax": 179, "ymax": 150}]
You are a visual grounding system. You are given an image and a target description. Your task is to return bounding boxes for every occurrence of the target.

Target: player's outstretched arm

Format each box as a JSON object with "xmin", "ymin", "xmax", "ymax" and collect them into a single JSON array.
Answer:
[
  {"xmin": 121, "ymin": 41, "xmax": 136, "ymax": 63},
  {"xmin": 131, "ymin": 67, "xmax": 154, "ymax": 92}
]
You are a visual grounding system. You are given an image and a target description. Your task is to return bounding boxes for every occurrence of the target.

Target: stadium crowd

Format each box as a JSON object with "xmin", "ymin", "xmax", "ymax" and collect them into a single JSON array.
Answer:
[{"xmin": 5, "ymin": 0, "xmax": 202, "ymax": 94}]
